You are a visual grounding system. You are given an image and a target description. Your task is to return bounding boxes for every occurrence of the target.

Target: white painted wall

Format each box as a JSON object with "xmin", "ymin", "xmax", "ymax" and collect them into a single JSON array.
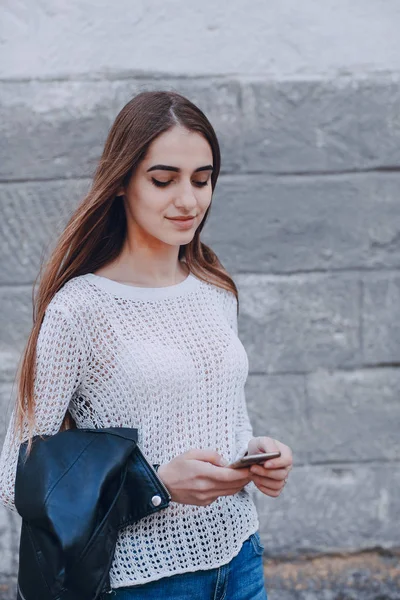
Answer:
[{"xmin": 1, "ymin": 0, "xmax": 400, "ymax": 79}]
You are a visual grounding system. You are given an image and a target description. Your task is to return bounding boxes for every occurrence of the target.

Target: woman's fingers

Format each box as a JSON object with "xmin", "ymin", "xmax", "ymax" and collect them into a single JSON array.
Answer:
[
  {"xmin": 246, "ymin": 436, "xmax": 293, "ymax": 497},
  {"xmin": 262, "ymin": 440, "xmax": 293, "ymax": 470},
  {"xmin": 254, "ymin": 483, "xmax": 284, "ymax": 497},
  {"xmin": 249, "ymin": 436, "xmax": 293, "ymax": 471},
  {"xmin": 250, "ymin": 466, "xmax": 289, "ymax": 480},
  {"xmin": 250, "ymin": 473, "xmax": 286, "ymax": 491}
]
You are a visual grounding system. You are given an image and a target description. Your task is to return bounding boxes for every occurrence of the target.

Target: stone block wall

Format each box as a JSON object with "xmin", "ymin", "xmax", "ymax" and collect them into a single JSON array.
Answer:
[{"xmin": 1, "ymin": 72, "xmax": 400, "ymax": 595}]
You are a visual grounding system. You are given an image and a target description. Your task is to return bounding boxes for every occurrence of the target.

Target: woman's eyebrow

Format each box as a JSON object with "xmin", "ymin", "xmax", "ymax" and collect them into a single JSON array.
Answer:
[{"xmin": 147, "ymin": 164, "xmax": 213, "ymax": 173}]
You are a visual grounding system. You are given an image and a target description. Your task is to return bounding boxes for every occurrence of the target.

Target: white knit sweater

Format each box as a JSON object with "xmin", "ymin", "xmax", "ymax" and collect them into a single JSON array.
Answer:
[{"xmin": 0, "ymin": 270, "xmax": 259, "ymax": 588}]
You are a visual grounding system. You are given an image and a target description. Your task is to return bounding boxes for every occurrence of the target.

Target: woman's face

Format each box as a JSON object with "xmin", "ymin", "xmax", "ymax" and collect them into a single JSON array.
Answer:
[{"xmin": 122, "ymin": 125, "xmax": 214, "ymax": 250}]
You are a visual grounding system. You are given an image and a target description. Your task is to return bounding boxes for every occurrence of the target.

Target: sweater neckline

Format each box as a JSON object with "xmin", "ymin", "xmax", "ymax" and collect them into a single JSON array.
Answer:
[{"xmin": 82, "ymin": 271, "xmax": 199, "ymax": 300}]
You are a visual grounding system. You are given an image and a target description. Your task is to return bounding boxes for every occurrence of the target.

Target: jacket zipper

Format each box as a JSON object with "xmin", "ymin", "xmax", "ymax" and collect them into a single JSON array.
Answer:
[{"xmin": 136, "ymin": 446, "xmax": 172, "ymax": 501}]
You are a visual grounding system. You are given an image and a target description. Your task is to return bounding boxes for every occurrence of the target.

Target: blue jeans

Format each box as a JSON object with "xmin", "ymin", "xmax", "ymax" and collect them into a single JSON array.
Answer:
[{"xmin": 106, "ymin": 531, "xmax": 268, "ymax": 600}]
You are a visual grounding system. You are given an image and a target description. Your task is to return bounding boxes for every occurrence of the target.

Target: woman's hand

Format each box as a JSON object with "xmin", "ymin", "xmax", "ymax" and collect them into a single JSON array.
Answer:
[
  {"xmin": 246, "ymin": 436, "xmax": 293, "ymax": 497},
  {"xmin": 158, "ymin": 448, "xmax": 252, "ymax": 506}
]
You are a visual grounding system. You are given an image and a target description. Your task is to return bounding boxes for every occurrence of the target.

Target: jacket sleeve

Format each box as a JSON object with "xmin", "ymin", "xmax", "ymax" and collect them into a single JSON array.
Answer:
[{"xmin": 0, "ymin": 305, "xmax": 87, "ymax": 512}]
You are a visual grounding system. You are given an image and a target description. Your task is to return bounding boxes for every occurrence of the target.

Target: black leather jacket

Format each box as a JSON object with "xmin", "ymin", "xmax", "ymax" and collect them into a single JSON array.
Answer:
[{"xmin": 14, "ymin": 427, "xmax": 171, "ymax": 600}]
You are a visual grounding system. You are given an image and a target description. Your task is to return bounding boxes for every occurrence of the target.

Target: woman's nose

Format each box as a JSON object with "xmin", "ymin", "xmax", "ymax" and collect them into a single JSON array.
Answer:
[{"xmin": 174, "ymin": 181, "xmax": 198, "ymax": 210}]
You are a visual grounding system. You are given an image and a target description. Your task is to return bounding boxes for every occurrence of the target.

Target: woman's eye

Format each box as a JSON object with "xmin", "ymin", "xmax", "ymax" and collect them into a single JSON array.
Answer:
[
  {"xmin": 193, "ymin": 180, "xmax": 209, "ymax": 187},
  {"xmin": 151, "ymin": 178, "xmax": 209, "ymax": 188},
  {"xmin": 152, "ymin": 178, "xmax": 171, "ymax": 188}
]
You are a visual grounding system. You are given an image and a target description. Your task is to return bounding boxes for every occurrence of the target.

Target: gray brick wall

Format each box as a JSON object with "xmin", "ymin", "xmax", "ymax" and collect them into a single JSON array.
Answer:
[{"xmin": 1, "ymin": 73, "xmax": 399, "ymax": 593}]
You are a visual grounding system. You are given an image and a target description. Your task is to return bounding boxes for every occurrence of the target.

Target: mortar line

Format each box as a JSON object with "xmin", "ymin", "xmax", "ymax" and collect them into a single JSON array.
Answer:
[
  {"xmin": 1, "ymin": 267, "xmax": 400, "ymax": 287},
  {"xmin": 263, "ymin": 546, "xmax": 400, "ymax": 562},
  {"xmin": 291, "ymin": 457, "xmax": 400, "ymax": 468},
  {"xmin": 247, "ymin": 362, "xmax": 400, "ymax": 376},
  {"xmin": 0, "ymin": 176, "xmax": 92, "ymax": 184},
  {"xmin": 0, "ymin": 68, "xmax": 399, "ymax": 84},
  {"xmin": 2, "ymin": 168, "xmax": 400, "ymax": 185}
]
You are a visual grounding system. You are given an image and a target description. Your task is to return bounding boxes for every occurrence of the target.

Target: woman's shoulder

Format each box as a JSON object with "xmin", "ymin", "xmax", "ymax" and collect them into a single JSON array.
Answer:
[
  {"xmin": 196, "ymin": 273, "xmax": 238, "ymax": 318},
  {"xmin": 45, "ymin": 274, "xmax": 98, "ymax": 325},
  {"xmin": 207, "ymin": 277, "xmax": 237, "ymax": 306}
]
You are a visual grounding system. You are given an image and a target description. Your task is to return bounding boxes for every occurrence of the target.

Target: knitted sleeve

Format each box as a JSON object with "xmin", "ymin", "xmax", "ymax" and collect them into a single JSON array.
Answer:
[
  {"xmin": 222, "ymin": 289, "xmax": 258, "ymax": 495},
  {"xmin": 0, "ymin": 305, "xmax": 87, "ymax": 512},
  {"xmin": 228, "ymin": 297, "xmax": 254, "ymax": 463}
]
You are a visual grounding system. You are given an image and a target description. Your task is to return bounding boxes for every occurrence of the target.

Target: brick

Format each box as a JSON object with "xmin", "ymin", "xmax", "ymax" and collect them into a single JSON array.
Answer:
[
  {"xmin": 362, "ymin": 273, "xmax": 400, "ymax": 364},
  {"xmin": 0, "ymin": 288, "xmax": 33, "ymax": 382},
  {"xmin": 255, "ymin": 463, "xmax": 400, "ymax": 557},
  {"xmin": 245, "ymin": 374, "xmax": 309, "ymax": 464},
  {"xmin": 204, "ymin": 172, "xmax": 400, "ymax": 273},
  {"xmin": 0, "ymin": 79, "xmax": 241, "ymax": 181},
  {"xmin": 2, "ymin": 77, "xmax": 400, "ymax": 181},
  {"xmin": 0, "ymin": 384, "xmax": 20, "ymax": 579},
  {"xmin": 0, "ymin": 506, "xmax": 20, "ymax": 576},
  {"xmin": 236, "ymin": 273, "xmax": 361, "ymax": 373},
  {"xmin": 0, "ymin": 80, "xmax": 138, "ymax": 181},
  {"xmin": 241, "ymin": 77, "xmax": 400, "ymax": 173},
  {"xmin": 0, "ymin": 383, "xmax": 16, "ymax": 450},
  {"xmin": 0, "ymin": 180, "xmax": 89, "ymax": 284},
  {"xmin": 2, "ymin": 173, "xmax": 400, "ymax": 285},
  {"xmin": 306, "ymin": 368, "xmax": 400, "ymax": 462}
]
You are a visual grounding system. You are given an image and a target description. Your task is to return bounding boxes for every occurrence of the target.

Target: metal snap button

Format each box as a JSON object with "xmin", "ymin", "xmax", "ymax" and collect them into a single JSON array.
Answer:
[{"xmin": 151, "ymin": 495, "xmax": 162, "ymax": 507}]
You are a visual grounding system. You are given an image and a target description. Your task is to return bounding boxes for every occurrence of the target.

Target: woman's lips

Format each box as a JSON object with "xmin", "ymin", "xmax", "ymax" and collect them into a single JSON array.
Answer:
[{"xmin": 166, "ymin": 217, "xmax": 196, "ymax": 229}]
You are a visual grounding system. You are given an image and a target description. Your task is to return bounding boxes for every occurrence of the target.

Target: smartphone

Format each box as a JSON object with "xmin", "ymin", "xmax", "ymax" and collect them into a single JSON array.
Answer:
[{"xmin": 228, "ymin": 451, "xmax": 281, "ymax": 469}]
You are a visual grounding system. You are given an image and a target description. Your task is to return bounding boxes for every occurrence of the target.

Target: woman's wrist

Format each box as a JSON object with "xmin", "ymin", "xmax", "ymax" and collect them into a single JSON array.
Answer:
[
  {"xmin": 156, "ymin": 464, "xmax": 172, "ymax": 494},
  {"xmin": 157, "ymin": 464, "xmax": 167, "ymax": 481}
]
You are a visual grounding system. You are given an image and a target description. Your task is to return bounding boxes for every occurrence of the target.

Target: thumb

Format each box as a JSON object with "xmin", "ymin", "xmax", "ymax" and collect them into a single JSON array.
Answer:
[
  {"xmin": 185, "ymin": 448, "xmax": 229, "ymax": 466},
  {"xmin": 249, "ymin": 436, "xmax": 280, "ymax": 454}
]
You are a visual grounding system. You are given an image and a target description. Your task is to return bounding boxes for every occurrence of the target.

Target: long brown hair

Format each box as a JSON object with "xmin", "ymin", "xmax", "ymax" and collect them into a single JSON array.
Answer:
[{"xmin": 15, "ymin": 90, "xmax": 239, "ymax": 446}]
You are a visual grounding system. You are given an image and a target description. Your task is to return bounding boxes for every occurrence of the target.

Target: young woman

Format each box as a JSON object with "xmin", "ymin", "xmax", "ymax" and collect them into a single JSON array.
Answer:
[{"xmin": 0, "ymin": 91, "xmax": 293, "ymax": 599}]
